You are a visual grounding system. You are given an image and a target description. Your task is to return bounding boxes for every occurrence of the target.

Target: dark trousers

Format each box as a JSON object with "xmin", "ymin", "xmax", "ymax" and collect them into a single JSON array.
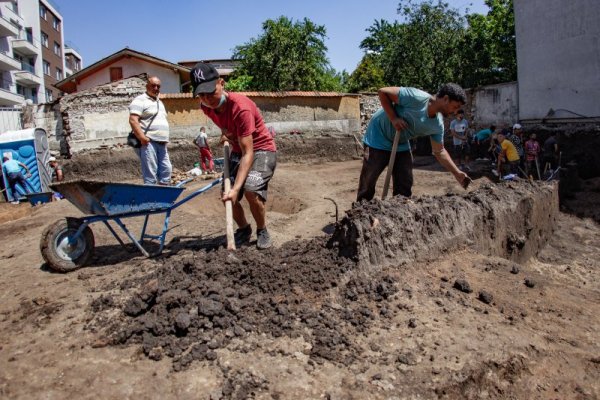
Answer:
[
  {"xmin": 7, "ymin": 172, "xmax": 30, "ymax": 195},
  {"xmin": 357, "ymin": 146, "xmax": 413, "ymax": 202}
]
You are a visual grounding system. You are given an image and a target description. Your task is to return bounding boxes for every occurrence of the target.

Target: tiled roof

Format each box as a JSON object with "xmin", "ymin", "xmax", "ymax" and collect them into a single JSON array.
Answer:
[{"xmin": 160, "ymin": 91, "xmax": 359, "ymax": 99}]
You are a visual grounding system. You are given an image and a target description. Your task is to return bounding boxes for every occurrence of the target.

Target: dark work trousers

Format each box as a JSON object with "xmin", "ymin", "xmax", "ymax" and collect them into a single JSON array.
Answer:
[{"xmin": 356, "ymin": 146, "xmax": 413, "ymax": 202}]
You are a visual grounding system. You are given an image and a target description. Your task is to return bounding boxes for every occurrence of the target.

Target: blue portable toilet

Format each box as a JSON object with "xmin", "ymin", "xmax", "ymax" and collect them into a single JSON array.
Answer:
[{"xmin": 0, "ymin": 128, "xmax": 52, "ymax": 202}]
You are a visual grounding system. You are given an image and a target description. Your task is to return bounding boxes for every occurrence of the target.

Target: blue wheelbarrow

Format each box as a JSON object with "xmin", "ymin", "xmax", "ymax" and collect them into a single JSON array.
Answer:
[{"xmin": 40, "ymin": 177, "xmax": 222, "ymax": 272}]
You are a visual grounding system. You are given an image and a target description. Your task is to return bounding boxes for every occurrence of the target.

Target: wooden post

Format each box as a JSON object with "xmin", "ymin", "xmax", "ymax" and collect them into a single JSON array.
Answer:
[
  {"xmin": 382, "ymin": 130, "xmax": 401, "ymax": 199},
  {"xmin": 223, "ymin": 142, "xmax": 236, "ymax": 250}
]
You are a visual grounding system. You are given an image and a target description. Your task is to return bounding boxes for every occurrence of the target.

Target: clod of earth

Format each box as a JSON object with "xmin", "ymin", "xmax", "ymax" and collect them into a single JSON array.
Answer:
[
  {"xmin": 453, "ymin": 279, "xmax": 473, "ymax": 294},
  {"xmin": 478, "ymin": 291, "xmax": 494, "ymax": 304}
]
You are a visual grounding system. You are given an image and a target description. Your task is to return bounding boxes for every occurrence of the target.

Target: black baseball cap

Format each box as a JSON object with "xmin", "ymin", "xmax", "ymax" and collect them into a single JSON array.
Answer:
[{"xmin": 190, "ymin": 62, "xmax": 220, "ymax": 96}]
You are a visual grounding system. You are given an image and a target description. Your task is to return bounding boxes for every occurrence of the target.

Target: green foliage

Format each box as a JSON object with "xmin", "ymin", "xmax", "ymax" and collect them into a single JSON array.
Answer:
[
  {"xmin": 225, "ymin": 74, "xmax": 253, "ymax": 92},
  {"xmin": 233, "ymin": 16, "xmax": 334, "ymax": 91},
  {"xmin": 355, "ymin": 0, "xmax": 516, "ymax": 91},
  {"xmin": 347, "ymin": 54, "xmax": 386, "ymax": 93}
]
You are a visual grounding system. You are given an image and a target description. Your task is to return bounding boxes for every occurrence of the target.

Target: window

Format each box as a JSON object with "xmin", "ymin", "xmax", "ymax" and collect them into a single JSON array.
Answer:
[
  {"xmin": 110, "ymin": 67, "xmax": 123, "ymax": 82},
  {"xmin": 53, "ymin": 17, "xmax": 60, "ymax": 31},
  {"xmin": 40, "ymin": 5, "xmax": 47, "ymax": 20},
  {"xmin": 45, "ymin": 89, "xmax": 53, "ymax": 102},
  {"xmin": 41, "ymin": 32, "xmax": 48, "ymax": 47},
  {"xmin": 56, "ymin": 67, "xmax": 62, "ymax": 80},
  {"xmin": 53, "ymin": 42, "xmax": 61, "ymax": 56},
  {"xmin": 43, "ymin": 60, "xmax": 50, "ymax": 75},
  {"xmin": 16, "ymin": 84, "xmax": 25, "ymax": 96}
]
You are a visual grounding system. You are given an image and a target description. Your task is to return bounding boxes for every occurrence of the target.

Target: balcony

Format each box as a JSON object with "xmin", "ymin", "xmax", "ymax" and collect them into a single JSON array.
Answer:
[
  {"xmin": 14, "ymin": 63, "xmax": 42, "ymax": 86},
  {"xmin": 0, "ymin": 6, "xmax": 23, "ymax": 37},
  {"xmin": 12, "ymin": 35, "xmax": 37, "ymax": 56},
  {"xmin": 0, "ymin": 50, "xmax": 20, "ymax": 71},
  {"xmin": 0, "ymin": 15, "xmax": 19, "ymax": 37},
  {"xmin": 0, "ymin": 80, "xmax": 24, "ymax": 106}
]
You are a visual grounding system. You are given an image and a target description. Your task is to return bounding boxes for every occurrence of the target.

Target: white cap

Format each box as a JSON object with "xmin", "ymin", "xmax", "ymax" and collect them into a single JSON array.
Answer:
[
  {"xmin": 513, "ymin": 123, "xmax": 522, "ymax": 130},
  {"xmin": 48, "ymin": 156, "xmax": 57, "ymax": 162}
]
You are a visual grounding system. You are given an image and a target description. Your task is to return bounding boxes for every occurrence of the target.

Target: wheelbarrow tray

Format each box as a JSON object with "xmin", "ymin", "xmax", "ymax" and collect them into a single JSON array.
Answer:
[{"xmin": 50, "ymin": 180, "xmax": 185, "ymax": 216}]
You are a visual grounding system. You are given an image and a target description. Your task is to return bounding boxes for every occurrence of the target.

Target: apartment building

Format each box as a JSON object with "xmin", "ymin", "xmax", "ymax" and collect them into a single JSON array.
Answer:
[{"xmin": 0, "ymin": 0, "xmax": 79, "ymax": 107}]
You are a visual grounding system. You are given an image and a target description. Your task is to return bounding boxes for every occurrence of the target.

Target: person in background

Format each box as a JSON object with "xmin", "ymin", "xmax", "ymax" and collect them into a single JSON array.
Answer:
[
  {"xmin": 48, "ymin": 156, "xmax": 64, "ymax": 182},
  {"xmin": 449, "ymin": 109, "xmax": 470, "ymax": 170},
  {"xmin": 524, "ymin": 133, "xmax": 541, "ymax": 179},
  {"xmin": 542, "ymin": 132, "xmax": 559, "ymax": 172},
  {"xmin": 128, "ymin": 76, "xmax": 172, "ymax": 185},
  {"xmin": 509, "ymin": 123, "xmax": 525, "ymax": 174},
  {"xmin": 474, "ymin": 124, "xmax": 495, "ymax": 160},
  {"xmin": 191, "ymin": 62, "xmax": 277, "ymax": 250},
  {"xmin": 193, "ymin": 127, "xmax": 215, "ymax": 174},
  {"xmin": 496, "ymin": 132, "xmax": 520, "ymax": 177},
  {"xmin": 2, "ymin": 156, "xmax": 31, "ymax": 203}
]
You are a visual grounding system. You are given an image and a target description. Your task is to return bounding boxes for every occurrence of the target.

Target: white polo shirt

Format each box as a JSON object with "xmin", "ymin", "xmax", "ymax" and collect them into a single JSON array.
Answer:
[{"xmin": 129, "ymin": 93, "xmax": 170, "ymax": 142}]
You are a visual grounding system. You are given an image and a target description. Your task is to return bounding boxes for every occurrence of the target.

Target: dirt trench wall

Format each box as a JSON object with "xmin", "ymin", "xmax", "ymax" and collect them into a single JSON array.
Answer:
[{"xmin": 328, "ymin": 181, "xmax": 558, "ymax": 268}]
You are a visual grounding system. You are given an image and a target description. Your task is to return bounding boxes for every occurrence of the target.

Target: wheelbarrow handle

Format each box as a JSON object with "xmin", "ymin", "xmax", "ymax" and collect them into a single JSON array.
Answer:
[{"xmin": 175, "ymin": 178, "xmax": 194, "ymax": 188}]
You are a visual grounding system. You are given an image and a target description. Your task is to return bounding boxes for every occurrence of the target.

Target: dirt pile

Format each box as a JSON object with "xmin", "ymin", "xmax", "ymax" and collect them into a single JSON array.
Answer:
[
  {"xmin": 86, "ymin": 182, "xmax": 560, "ymax": 375},
  {"xmin": 329, "ymin": 181, "xmax": 558, "ymax": 267},
  {"xmin": 89, "ymin": 239, "xmax": 400, "ymax": 371}
]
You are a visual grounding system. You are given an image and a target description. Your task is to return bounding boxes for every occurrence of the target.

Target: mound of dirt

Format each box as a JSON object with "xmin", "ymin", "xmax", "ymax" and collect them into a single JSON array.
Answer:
[
  {"xmin": 329, "ymin": 181, "xmax": 558, "ymax": 267},
  {"xmin": 91, "ymin": 239, "xmax": 395, "ymax": 371},
  {"xmin": 87, "ymin": 181, "xmax": 559, "ymax": 376}
]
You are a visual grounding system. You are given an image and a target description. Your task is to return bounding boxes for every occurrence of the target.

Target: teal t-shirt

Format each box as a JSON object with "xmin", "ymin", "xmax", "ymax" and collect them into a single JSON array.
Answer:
[
  {"xmin": 475, "ymin": 128, "xmax": 492, "ymax": 141},
  {"xmin": 363, "ymin": 87, "xmax": 444, "ymax": 152},
  {"xmin": 2, "ymin": 159, "xmax": 22, "ymax": 174}
]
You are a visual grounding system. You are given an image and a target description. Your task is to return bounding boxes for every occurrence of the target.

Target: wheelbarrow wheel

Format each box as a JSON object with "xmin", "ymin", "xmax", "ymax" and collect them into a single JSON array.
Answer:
[{"xmin": 40, "ymin": 217, "xmax": 95, "ymax": 273}]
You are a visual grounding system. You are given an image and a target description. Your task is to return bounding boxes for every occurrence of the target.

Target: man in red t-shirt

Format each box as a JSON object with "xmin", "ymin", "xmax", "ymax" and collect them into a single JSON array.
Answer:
[{"xmin": 191, "ymin": 62, "xmax": 277, "ymax": 249}]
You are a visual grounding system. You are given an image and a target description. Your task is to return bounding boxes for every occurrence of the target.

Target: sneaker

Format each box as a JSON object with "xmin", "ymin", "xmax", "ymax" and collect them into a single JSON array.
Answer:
[
  {"xmin": 256, "ymin": 228, "xmax": 272, "ymax": 250},
  {"xmin": 491, "ymin": 170, "xmax": 499, "ymax": 177},
  {"xmin": 10, "ymin": 201, "xmax": 19, "ymax": 205},
  {"xmin": 234, "ymin": 224, "xmax": 252, "ymax": 246}
]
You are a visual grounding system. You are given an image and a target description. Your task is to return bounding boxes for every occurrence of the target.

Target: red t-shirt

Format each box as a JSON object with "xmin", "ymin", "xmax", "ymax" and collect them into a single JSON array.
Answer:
[{"xmin": 201, "ymin": 93, "xmax": 276, "ymax": 154}]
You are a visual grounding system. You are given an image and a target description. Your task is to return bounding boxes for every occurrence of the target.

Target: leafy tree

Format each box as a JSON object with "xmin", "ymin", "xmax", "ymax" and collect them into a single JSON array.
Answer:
[
  {"xmin": 347, "ymin": 54, "xmax": 386, "ymax": 92},
  {"xmin": 225, "ymin": 74, "xmax": 253, "ymax": 92},
  {"xmin": 232, "ymin": 16, "xmax": 333, "ymax": 91},
  {"xmin": 355, "ymin": 0, "xmax": 516, "ymax": 90},
  {"xmin": 384, "ymin": 0, "xmax": 466, "ymax": 92}
]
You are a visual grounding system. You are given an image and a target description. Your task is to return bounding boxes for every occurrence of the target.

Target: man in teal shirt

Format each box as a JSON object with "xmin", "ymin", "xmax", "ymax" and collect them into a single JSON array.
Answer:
[
  {"xmin": 357, "ymin": 84, "xmax": 471, "ymax": 201},
  {"xmin": 2, "ymin": 156, "xmax": 32, "ymax": 202}
]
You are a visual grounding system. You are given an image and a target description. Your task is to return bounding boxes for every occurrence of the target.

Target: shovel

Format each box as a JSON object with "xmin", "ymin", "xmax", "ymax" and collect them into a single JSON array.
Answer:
[
  {"xmin": 222, "ymin": 142, "xmax": 236, "ymax": 250},
  {"xmin": 382, "ymin": 130, "xmax": 414, "ymax": 198}
]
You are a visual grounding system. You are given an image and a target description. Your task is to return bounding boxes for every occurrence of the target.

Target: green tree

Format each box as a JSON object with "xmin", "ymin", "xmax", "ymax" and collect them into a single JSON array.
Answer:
[
  {"xmin": 357, "ymin": 0, "xmax": 516, "ymax": 90},
  {"xmin": 383, "ymin": 0, "xmax": 466, "ymax": 92},
  {"xmin": 347, "ymin": 54, "xmax": 386, "ymax": 93},
  {"xmin": 232, "ymin": 16, "xmax": 333, "ymax": 91}
]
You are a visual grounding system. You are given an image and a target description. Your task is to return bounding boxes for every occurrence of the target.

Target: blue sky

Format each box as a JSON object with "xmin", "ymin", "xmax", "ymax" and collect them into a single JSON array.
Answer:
[{"xmin": 53, "ymin": 0, "xmax": 489, "ymax": 73}]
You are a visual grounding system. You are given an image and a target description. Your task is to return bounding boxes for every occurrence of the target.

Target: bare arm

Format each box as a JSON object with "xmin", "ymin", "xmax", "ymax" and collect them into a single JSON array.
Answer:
[
  {"xmin": 56, "ymin": 168, "xmax": 64, "ymax": 181},
  {"xmin": 19, "ymin": 162, "xmax": 31, "ymax": 175},
  {"xmin": 431, "ymin": 139, "xmax": 470, "ymax": 188},
  {"xmin": 222, "ymin": 134, "xmax": 254, "ymax": 204},
  {"xmin": 378, "ymin": 87, "xmax": 408, "ymax": 132},
  {"xmin": 128, "ymin": 114, "xmax": 150, "ymax": 146}
]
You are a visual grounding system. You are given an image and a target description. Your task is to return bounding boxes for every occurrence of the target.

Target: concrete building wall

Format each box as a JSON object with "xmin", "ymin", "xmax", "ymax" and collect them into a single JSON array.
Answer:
[
  {"xmin": 469, "ymin": 82, "xmax": 518, "ymax": 130},
  {"xmin": 515, "ymin": 0, "xmax": 600, "ymax": 121},
  {"xmin": 75, "ymin": 59, "xmax": 182, "ymax": 94}
]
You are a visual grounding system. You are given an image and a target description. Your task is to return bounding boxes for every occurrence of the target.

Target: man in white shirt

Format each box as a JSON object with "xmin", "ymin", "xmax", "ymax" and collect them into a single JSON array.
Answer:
[
  {"xmin": 128, "ymin": 76, "xmax": 172, "ymax": 185},
  {"xmin": 449, "ymin": 109, "xmax": 470, "ymax": 170}
]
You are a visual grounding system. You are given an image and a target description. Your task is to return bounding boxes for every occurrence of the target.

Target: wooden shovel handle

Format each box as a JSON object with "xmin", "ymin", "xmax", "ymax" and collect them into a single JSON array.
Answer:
[{"xmin": 223, "ymin": 142, "xmax": 236, "ymax": 250}]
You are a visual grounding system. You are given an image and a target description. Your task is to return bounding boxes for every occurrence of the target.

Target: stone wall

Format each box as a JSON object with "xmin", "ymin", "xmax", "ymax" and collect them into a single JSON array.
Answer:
[
  {"xmin": 162, "ymin": 93, "xmax": 361, "ymax": 139},
  {"xmin": 57, "ymin": 74, "xmax": 147, "ymax": 154}
]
